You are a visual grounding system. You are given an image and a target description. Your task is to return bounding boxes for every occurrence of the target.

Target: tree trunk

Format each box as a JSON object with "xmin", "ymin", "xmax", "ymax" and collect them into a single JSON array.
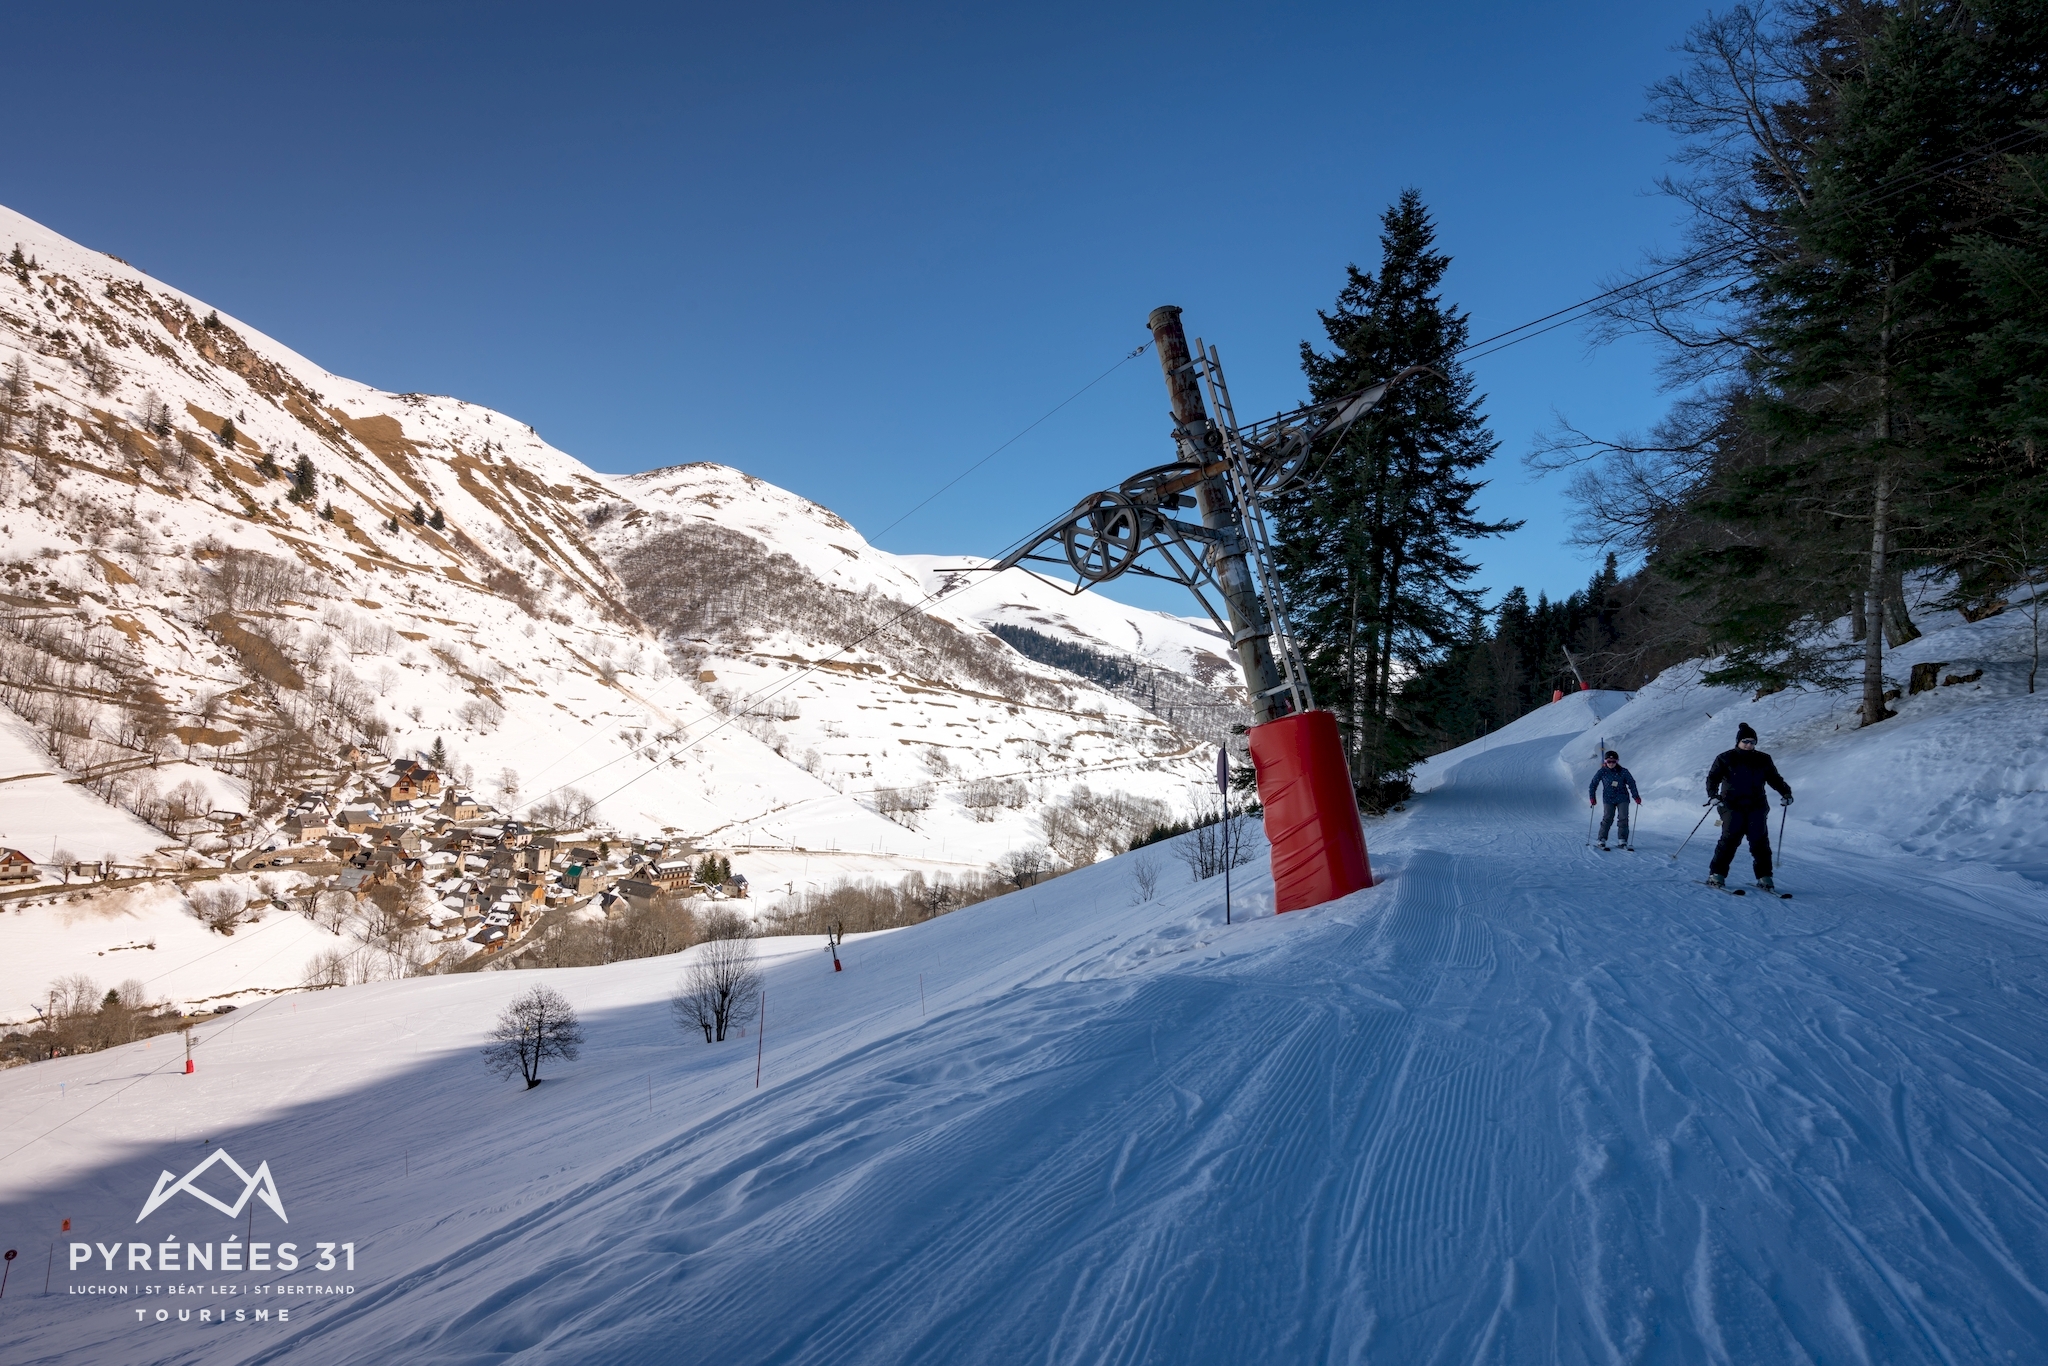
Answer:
[
  {"xmin": 1345, "ymin": 573, "xmax": 1363, "ymax": 778},
  {"xmin": 1860, "ymin": 468, "xmax": 1894, "ymax": 726},
  {"xmin": 1881, "ymin": 567, "xmax": 1920, "ymax": 646},
  {"xmin": 1850, "ymin": 591, "xmax": 1867, "ymax": 642}
]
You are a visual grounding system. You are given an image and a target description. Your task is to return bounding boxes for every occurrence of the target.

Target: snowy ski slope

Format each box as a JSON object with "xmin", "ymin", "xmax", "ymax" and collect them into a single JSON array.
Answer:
[{"xmin": 3, "ymin": 689, "xmax": 2045, "ymax": 1363}]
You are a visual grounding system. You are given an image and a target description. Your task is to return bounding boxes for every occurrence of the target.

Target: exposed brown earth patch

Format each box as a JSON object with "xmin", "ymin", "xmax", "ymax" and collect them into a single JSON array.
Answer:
[
  {"xmin": 206, "ymin": 612, "xmax": 305, "ymax": 691},
  {"xmin": 174, "ymin": 725, "xmax": 243, "ymax": 748}
]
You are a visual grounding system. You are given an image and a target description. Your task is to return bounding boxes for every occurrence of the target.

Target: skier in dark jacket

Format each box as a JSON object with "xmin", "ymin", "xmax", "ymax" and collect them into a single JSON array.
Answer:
[
  {"xmin": 1587, "ymin": 750, "xmax": 1641, "ymax": 849},
  {"xmin": 1705, "ymin": 722, "xmax": 1793, "ymax": 889}
]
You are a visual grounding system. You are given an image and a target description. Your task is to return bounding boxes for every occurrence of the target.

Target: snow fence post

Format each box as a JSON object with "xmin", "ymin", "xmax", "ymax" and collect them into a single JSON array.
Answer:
[{"xmin": 754, "ymin": 992, "xmax": 765, "ymax": 1089}]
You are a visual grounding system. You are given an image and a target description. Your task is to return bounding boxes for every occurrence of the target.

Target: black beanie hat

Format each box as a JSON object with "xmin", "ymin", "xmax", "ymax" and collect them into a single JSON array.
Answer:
[
  {"xmin": 1605, "ymin": 750, "xmax": 1619, "ymax": 760},
  {"xmin": 1736, "ymin": 722, "xmax": 1757, "ymax": 743}
]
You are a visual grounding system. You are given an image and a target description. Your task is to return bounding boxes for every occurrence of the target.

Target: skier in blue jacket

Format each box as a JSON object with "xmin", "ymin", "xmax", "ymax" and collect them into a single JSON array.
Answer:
[{"xmin": 1587, "ymin": 750, "xmax": 1641, "ymax": 849}]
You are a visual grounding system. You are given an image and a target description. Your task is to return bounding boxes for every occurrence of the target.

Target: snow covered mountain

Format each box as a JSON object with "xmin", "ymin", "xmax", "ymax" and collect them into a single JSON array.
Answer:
[
  {"xmin": 0, "ymin": 202, "xmax": 1216, "ymax": 1011},
  {"xmin": 3, "ymin": 667, "xmax": 2044, "ymax": 1364}
]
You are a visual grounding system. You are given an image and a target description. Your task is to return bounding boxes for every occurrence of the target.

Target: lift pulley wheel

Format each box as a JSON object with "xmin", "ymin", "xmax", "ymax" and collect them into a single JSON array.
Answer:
[{"xmin": 1061, "ymin": 491, "xmax": 1147, "ymax": 583}]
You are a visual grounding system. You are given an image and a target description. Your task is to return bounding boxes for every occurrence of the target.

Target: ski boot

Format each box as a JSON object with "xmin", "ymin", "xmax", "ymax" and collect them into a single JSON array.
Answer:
[
  {"xmin": 1755, "ymin": 876, "xmax": 1774, "ymax": 892},
  {"xmin": 1705, "ymin": 873, "xmax": 1725, "ymax": 888},
  {"xmin": 1597, "ymin": 841, "xmax": 1609, "ymax": 851}
]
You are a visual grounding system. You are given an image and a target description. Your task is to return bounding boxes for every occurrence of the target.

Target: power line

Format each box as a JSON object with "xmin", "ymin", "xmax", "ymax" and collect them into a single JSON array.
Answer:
[
  {"xmin": 867, "ymin": 342, "xmax": 1150, "ymax": 542},
  {"xmin": 1451, "ymin": 125, "xmax": 2043, "ymax": 365},
  {"xmin": 0, "ymin": 993, "xmax": 285, "ymax": 1165},
  {"xmin": 510, "ymin": 344, "xmax": 1158, "ymax": 818}
]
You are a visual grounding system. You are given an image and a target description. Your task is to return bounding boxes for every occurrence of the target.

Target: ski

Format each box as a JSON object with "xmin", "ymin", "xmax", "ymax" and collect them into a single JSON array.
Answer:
[
  {"xmin": 1698, "ymin": 881, "xmax": 1747, "ymax": 896},
  {"xmin": 1749, "ymin": 886, "xmax": 1793, "ymax": 899}
]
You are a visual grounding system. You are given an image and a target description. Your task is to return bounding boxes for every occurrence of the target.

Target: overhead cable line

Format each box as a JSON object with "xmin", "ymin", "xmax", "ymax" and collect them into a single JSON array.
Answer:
[{"xmin": 1450, "ymin": 125, "xmax": 2044, "ymax": 364}]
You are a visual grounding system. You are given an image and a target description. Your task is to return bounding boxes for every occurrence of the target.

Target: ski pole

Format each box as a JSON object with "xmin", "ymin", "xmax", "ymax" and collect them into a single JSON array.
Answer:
[
  {"xmin": 1671, "ymin": 802, "xmax": 1715, "ymax": 860},
  {"xmin": 1586, "ymin": 801, "xmax": 1596, "ymax": 846},
  {"xmin": 1777, "ymin": 801, "xmax": 1789, "ymax": 867}
]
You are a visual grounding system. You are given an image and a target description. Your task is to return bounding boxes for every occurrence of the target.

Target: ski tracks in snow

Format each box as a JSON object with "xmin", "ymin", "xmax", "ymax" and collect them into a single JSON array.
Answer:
[{"xmin": 53, "ymin": 710, "xmax": 2048, "ymax": 1366}]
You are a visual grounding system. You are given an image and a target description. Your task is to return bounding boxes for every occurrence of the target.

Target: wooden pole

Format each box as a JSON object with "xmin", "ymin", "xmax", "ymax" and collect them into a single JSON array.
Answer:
[{"xmin": 753, "ymin": 992, "xmax": 765, "ymax": 1089}]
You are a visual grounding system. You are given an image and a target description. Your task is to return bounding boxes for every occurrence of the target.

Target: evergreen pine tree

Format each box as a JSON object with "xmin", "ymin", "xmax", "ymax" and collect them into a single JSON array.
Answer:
[
  {"xmin": 1935, "ymin": 139, "xmax": 2048, "ymax": 605},
  {"xmin": 410, "ymin": 501, "xmax": 425, "ymax": 525},
  {"xmin": 1275, "ymin": 191, "xmax": 1519, "ymax": 802},
  {"xmin": 320, "ymin": 501, "xmax": 335, "ymax": 521},
  {"xmin": 428, "ymin": 507, "xmax": 445, "ymax": 531},
  {"xmin": 1620, "ymin": 2, "xmax": 2048, "ymax": 721},
  {"xmin": 428, "ymin": 737, "xmax": 449, "ymax": 770},
  {"xmin": 259, "ymin": 449, "xmax": 279, "ymax": 478},
  {"xmin": 286, "ymin": 453, "xmax": 316, "ymax": 503},
  {"xmin": 216, "ymin": 418, "xmax": 237, "ymax": 449}
]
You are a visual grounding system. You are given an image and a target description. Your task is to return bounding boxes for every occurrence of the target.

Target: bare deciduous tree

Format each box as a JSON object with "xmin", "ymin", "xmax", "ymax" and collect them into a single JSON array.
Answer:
[
  {"xmin": 188, "ymin": 882, "xmax": 252, "ymax": 934},
  {"xmin": 994, "ymin": 844, "xmax": 1050, "ymax": 891},
  {"xmin": 527, "ymin": 785, "xmax": 596, "ymax": 829},
  {"xmin": 481, "ymin": 983, "xmax": 584, "ymax": 1089},
  {"xmin": 1172, "ymin": 801, "xmax": 1260, "ymax": 882},
  {"xmin": 1130, "ymin": 852, "xmax": 1161, "ymax": 903},
  {"xmin": 670, "ymin": 928, "xmax": 761, "ymax": 1043}
]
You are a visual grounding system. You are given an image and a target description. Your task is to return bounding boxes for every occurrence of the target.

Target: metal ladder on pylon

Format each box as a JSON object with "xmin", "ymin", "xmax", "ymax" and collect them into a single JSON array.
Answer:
[{"xmin": 1190, "ymin": 339, "xmax": 1317, "ymax": 717}]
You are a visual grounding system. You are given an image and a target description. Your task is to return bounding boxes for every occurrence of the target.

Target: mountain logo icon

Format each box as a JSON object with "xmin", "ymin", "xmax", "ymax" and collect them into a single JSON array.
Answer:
[{"xmin": 136, "ymin": 1150, "xmax": 289, "ymax": 1224}]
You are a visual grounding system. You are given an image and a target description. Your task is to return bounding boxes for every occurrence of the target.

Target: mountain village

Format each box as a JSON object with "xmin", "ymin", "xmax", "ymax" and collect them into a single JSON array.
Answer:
[{"xmin": 0, "ymin": 204, "xmax": 1230, "ymax": 1049}]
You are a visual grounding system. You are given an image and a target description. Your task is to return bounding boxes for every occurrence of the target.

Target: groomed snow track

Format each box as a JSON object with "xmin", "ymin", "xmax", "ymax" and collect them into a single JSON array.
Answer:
[{"xmin": 3, "ymin": 693, "xmax": 2045, "ymax": 1364}]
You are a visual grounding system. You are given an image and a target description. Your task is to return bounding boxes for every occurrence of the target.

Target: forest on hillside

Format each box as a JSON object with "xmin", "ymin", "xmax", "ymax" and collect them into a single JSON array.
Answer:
[{"xmin": 1278, "ymin": 0, "xmax": 2048, "ymax": 805}]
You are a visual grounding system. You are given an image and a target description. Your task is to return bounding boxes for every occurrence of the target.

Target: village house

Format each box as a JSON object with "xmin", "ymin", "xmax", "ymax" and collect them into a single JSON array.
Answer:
[
  {"xmin": 389, "ymin": 758, "xmax": 444, "ymax": 795},
  {"xmin": 281, "ymin": 810, "xmax": 329, "ymax": 844},
  {"xmin": 636, "ymin": 859, "xmax": 696, "ymax": 893},
  {"xmin": 615, "ymin": 877, "xmax": 661, "ymax": 911},
  {"xmin": 562, "ymin": 860, "xmax": 612, "ymax": 896},
  {"xmin": 0, "ymin": 847, "xmax": 39, "ymax": 883},
  {"xmin": 440, "ymin": 790, "xmax": 483, "ymax": 821},
  {"xmin": 336, "ymin": 808, "xmax": 378, "ymax": 836}
]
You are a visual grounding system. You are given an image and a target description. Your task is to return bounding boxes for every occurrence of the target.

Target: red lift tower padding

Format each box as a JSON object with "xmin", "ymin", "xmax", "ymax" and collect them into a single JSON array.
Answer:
[{"xmin": 1248, "ymin": 710, "xmax": 1372, "ymax": 912}]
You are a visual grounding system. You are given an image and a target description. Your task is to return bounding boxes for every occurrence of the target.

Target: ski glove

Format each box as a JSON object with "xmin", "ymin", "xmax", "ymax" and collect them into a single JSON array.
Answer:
[{"xmin": 1781, "ymin": 794, "xmax": 1794, "ymax": 806}]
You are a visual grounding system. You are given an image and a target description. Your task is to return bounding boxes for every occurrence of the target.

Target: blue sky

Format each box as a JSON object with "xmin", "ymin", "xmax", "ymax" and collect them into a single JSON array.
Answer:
[{"xmin": 4, "ymin": 1, "xmax": 1699, "ymax": 615}]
